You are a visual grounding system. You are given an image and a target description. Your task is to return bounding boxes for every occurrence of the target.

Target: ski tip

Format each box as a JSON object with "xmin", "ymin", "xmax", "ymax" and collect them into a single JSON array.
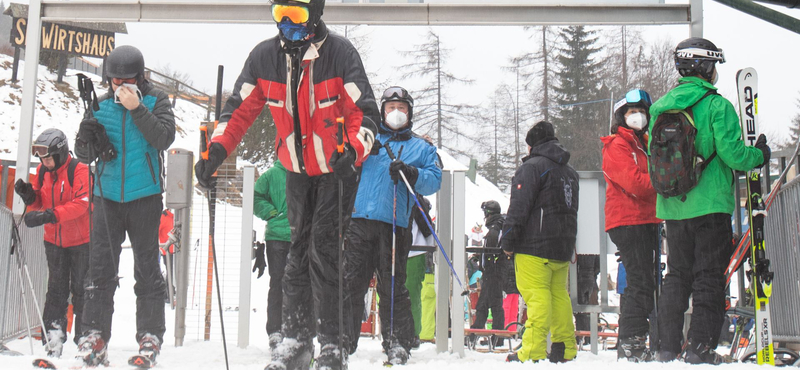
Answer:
[
  {"xmin": 128, "ymin": 354, "xmax": 156, "ymax": 368},
  {"xmin": 32, "ymin": 358, "xmax": 57, "ymax": 369},
  {"xmin": 383, "ymin": 362, "xmax": 394, "ymax": 368}
]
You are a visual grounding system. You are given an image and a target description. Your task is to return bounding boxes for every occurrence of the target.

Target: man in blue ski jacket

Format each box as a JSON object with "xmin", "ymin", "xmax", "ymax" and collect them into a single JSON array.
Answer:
[{"xmin": 343, "ymin": 86, "xmax": 442, "ymax": 365}]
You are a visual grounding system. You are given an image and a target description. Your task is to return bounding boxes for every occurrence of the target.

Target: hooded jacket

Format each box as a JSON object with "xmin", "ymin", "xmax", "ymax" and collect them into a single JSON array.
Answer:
[
  {"xmin": 92, "ymin": 80, "xmax": 176, "ymax": 203},
  {"xmin": 254, "ymin": 161, "xmax": 291, "ymax": 242},
  {"xmin": 501, "ymin": 139, "xmax": 579, "ymax": 261},
  {"xmin": 601, "ymin": 126, "xmax": 660, "ymax": 231},
  {"xmin": 30, "ymin": 155, "xmax": 91, "ymax": 247},
  {"xmin": 211, "ymin": 22, "xmax": 380, "ymax": 177},
  {"xmin": 647, "ymin": 77, "xmax": 763, "ymax": 220}
]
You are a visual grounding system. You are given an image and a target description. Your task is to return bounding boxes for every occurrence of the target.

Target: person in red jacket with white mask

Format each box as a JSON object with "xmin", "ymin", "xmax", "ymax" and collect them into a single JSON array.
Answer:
[
  {"xmin": 601, "ymin": 89, "xmax": 661, "ymax": 362},
  {"xmin": 14, "ymin": 128, "xmax": 91, "ymax": 358}
]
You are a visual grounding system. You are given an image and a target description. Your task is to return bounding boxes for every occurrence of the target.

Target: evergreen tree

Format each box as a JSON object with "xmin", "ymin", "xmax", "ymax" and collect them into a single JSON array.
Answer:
[
  {"xmin": 475, "ymin": 85, "xmax": 517, "ymax": 190},
  {"xmin": 552, "ymin": 25, "xmax": 607, "ymax": 171}
]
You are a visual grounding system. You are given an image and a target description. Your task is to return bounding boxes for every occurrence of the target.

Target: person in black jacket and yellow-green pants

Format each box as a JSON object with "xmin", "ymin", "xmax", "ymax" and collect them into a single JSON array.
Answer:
[{"xmin": 501, "ymin": 121, "xmax": 579, "ymax": 364}]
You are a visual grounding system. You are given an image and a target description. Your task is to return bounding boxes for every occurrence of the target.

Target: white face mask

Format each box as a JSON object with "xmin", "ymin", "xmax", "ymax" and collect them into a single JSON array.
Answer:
[
  {"xmin": 114, "ymin": 83, "xmax": 143, "ymax": 104},
  {"xmin": 625, "ymin": 112, "xmax": 648, "ymax": 131},
  {"xmin": 385, "ymin": 110, "xmax": 408, "ymax": 130}
]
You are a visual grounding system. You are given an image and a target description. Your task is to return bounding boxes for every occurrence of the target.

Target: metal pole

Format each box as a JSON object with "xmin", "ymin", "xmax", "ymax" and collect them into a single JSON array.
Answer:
[
  {"xmin": 13, "ymin": 0, "xmax": 43, "ymax": 215},
  {"xmin": 451, "ymin": 171, "xmax": 466, "ymax": 357},
  {"xmin": 238, "ymin": 166, "xmax": 255, "ymax": 349},
  {"xmin": 435, "ymin": 172, "xmax": 452, "ymax": 354},
  {"xmin": 174, "ymin": 207, "xmax": 190, "ymax": 346},
  {"xmin": 690, "ymin": 0, "xmax": 703, "ymax": 37}
]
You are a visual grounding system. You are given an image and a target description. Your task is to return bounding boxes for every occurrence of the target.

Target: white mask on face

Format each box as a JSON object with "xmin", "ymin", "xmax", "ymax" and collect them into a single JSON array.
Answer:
[
  {"xmin": 385, "ymin": 110, "xmax": 408, "ymax": 130},
  {"xmin": 626, "ymin": 112, "xmax": 648, "ymax": 131},
  {"xmin": 114, "ymin": 83, "xmax": 143, "ymax": 104}
]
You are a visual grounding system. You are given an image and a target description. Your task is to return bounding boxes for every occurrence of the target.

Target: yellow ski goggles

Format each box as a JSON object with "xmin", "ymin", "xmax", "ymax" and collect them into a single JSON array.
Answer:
[{"xmin": 271, "ymin": 3, "xmax": 310, "ymax": 24}]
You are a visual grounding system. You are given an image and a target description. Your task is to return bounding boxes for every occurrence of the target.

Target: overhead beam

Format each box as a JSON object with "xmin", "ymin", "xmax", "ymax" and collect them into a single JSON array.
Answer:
[
  {"xmin": 41, "ymin": 1, "xmax": 691, "ymax": 25},
  {"xmin": 714, "ymin": 0, "xmax": 800, "ymax": 34}
]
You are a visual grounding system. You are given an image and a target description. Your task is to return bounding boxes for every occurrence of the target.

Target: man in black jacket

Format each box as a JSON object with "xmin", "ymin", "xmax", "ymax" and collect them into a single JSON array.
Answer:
[
  {"xmin": 469, "ymin": 201, "xmax": 506, "ymax": 348},
  {"xmin": 501, "ymin": 121, "xmax": 579, "ymax": 363}
]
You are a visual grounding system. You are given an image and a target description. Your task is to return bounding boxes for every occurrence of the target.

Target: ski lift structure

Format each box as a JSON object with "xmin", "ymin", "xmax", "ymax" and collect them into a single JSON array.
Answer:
[{"xmin": 21, "ymin": 0, "xmax": 799, "ymax": 359}]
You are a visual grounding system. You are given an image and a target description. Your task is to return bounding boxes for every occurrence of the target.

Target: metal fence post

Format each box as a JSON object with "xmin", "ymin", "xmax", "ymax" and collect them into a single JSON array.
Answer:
[
  {"xmin": 435, "ymin": 171, "xmax": 452, "ymax": 353},
  {"xmin": 238, "ymin": 166, "xmax": 255, "ymax": 348}
]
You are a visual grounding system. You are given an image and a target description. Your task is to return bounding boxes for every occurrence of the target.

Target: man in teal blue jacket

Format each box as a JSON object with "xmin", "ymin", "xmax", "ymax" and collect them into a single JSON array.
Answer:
[
  {"xmin": 342, "ymin": 86, "xmax": 441, "ymax": 365},
  {"xmin": 74, "ymin": 45, "xmax": 175, "ymax": 366},
  {"xmin": 252, "ymin": 161, "xmax": 291, "ymax": 351}
]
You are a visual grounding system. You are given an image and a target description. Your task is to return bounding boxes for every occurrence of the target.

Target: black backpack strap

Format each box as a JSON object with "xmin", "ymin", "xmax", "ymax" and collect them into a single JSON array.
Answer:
[
  {"xmin": 37, "ymin": 164, "xmax": 45, "ymax": 188},
  {"xmin": 67, "ymin": 157, "xmax": 78, "ymax": 187}
]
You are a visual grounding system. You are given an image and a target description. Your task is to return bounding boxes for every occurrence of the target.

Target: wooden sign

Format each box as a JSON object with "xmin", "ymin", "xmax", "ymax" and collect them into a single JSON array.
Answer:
[{"xmin": 11, "ymin": 17, "xmax": 115, "ymax": 58}]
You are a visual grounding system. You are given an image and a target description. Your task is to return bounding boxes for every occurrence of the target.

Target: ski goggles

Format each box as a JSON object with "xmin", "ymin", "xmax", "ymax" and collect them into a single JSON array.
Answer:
[
  {"xmin": 675, "ymin": 47, "xmax": 726, "ymax": 63},
  {"xmin": 381, "ymin": 87, "xmax": 414, "ymax": 105},
  {"xmin": 614, "ymin": 89, "xmax": 652, "ymax": 113},
  {"xmin": 271, "ymin": 3, "xmax": 310, "ymax": 24},
  {"xmin": 32, "ymin": 145, "xmax": 52, "ymax": 158}
]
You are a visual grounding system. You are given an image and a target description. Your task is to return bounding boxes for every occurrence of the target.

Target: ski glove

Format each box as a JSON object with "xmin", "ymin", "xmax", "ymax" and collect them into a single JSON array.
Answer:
[
  {"xmin": 370, "ymin": 139, "xmax": 383, "ymax": 156},
  {"xmin": 328, "ymin": 144, "xmax": 357, "ymax": 180},
  {"xmin": 755, "ymin": 134, "xmax": 771, "ymax": 168},
  {"xmin": 24, "ymin": 209, "xmax": 56, "ymax": 228},
  {"xmin": 252, "ymin": 241, "xmax": 267, "ymax": 278},
  {"xmin": 389, "ymin": 160, "xmax": 418, "ymax": 186},
  {"xmin": 76, "ymin": 118, "xmax": 117, "ymax": 163},
  {"xmin": 195, "ymin": 143, "xmax": 227, "ymax": 190},
  {"xmin": 14, "ymin": 179, "xmax": 36, "ymax": 206}
]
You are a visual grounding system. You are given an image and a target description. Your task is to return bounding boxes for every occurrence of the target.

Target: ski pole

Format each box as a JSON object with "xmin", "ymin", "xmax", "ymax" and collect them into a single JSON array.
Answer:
[
  {"xmin": 9, "ymin": 215, "xmax": 35, "ymax": 354},
  {"xmin": 335, "ymin": 117, "xmax": 345, "ymax": 367},
  {"xmin": 390, "ymin": 178, "xmax": 397, "ymax": 341},
  {"xmin": 382, "ymin": 143, "xmax": 467, "ymax": 293}
]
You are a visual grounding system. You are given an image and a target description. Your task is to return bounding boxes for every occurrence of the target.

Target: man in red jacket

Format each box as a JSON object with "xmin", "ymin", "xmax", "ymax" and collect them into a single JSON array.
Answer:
[
  {"xmin": 194, "ymin": 1, "xmax": 379, "ymax": 369},
  {"xmin": 15, "ymin": 129, "xmax": 91, "ymax": 358}
]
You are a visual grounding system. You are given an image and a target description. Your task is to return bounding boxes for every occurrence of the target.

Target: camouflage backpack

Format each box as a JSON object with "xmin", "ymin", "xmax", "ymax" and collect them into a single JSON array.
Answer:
[{"xmin": 649, "ymin": 90, "xmax": 718, "ymax": 201}]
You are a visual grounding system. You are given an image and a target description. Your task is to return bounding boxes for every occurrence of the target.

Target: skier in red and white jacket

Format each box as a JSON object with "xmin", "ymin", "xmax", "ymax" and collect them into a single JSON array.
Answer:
[
  {"xmin": 194, "ymin": 1, "xmax": 379, "ymax": 369},
  {"xmin": 15, "ymin": 129, "xmax": 91, "ymax": 358}
]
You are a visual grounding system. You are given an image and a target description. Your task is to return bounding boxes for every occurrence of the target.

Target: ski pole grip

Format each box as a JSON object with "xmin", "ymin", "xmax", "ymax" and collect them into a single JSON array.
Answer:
[
  {"xmin": 336, "ymin": 117, "xmax": 345, "ymax": 153},
  {"xmin": 200, "ymin": 126, "xmax": 209, "ymax": 160},
  {"xmin": 383, "ymin": 142, "xmax": 396, "ymax": 161}
]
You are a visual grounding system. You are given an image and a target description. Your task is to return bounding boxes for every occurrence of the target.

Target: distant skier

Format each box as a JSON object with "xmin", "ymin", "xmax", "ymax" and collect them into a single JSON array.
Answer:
[
  {"xmin": 648, "ymin": 37, "xmax": 769, "ymax": 364},
  {"xmin": 342, "ymin": 86, "xmax": 441, "ymax": 365},
  {"xmin": 15, "ymin": 129, "xmax": 91, "ymax": 358},
  {"xmin": 193, "ymin": 0, "xmax": 380, "ymax": 368},
  {"xmin": 502, "ymin": 121, "xmax": 579, "ymax": 363},
  {"xmin": 469, "ymin": 201, "xmax": 505, "ymax": 348},
  {"xmin": 601, "ymin": 89, "xmax": 661, "ymax": 362},
  {"xmin": 74, "ymin": 44, "xmax": 176, "ymax": 366}
]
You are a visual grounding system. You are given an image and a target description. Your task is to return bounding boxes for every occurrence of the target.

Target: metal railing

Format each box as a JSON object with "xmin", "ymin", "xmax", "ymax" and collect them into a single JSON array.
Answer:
[{"xmin": 0, "ymin": 206, "xmax": 47, "ymax": 347}]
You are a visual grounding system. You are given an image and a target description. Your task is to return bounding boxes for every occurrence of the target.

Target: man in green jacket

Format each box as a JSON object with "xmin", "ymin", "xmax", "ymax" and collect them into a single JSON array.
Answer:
[
  {"xmin": 648, "ymin": 37, "xmax": 770, "ymax": 364},
  {"xmin": 253, "ymin": 161, "xmax": 291, "ymax": 351}
]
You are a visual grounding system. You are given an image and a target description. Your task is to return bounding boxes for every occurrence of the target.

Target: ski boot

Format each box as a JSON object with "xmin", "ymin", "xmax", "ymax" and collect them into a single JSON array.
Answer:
[
  {"xmin": 314, "ymin": 343, "xmax": 347, "ymax": 370},
  {"xmin": 548, "ymin": 342, "xmax": 574, "ymax": 363},
  {"xmin": 505, "ymin": 352, "xmax": 521, "ymax": 362},
  {"xmin": 269, "ymin": 332, "xmax": 283, "ymax": 352},
  {"xmin": 77, "ymin": 330, "xmax": 108, "ymax": 367},
  {"xmin": 264, "ymin": 338, "xmax": 314, "ymax": 370},
  {"xmin": 617, "ymin": 336, "xmax": 654, "ymax": 362},
  {"xmin": 682, "ymin": 340, "xmax": 731, "ymax": 365},
  {"xmin": 44, "ymin": 328, "xmax": 64, "ymax": 358},
  {"xmin": 129, "ymin": 333, "xmax": 160, "ymax": 368},
  {"xmin": 385, "ymin": 341, "xmax": 409, "ymax": 366}
]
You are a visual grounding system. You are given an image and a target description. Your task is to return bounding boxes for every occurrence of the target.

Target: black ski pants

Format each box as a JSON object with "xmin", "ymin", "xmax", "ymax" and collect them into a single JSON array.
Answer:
[
  {"xmin": 43, "ymin": 241, "xmax": 89, "ymax": 345},
  {"xmin": 574, "ymin": 254, "xmax": 600, "ymax": 332},
  {"xmin": 266, "ymin": 240, "xmax": 291, "ymax": 335},
  {"xmin": 281, "ymin": 172, "xmax": 358, "ymax": 347},
  {"xmin": 658, "ymin": 213, "xmax": 732, "ymax": 353},
  {"xmin": 608, "ymin": 224, "xmax": 659, "ymax": 339},
  {"xmin": 343, "ymin": 218, "xmax": 415, "ymax": 353},
  {"xmin": 471, "ymin": 268, "xmax": 504, "ymax": 331},
  {"xmin": 81, "ymin": 194, "xmax": 165, "ymax": 344}
]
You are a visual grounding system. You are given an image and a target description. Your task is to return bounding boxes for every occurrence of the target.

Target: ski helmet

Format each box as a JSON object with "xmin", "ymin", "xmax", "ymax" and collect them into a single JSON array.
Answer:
[
  {"xmin": 380, "ymin": 86, "xmax": 414, "ymax": 129},
  {"xmin": 272, "ymin": 0, "xmax": 326, "ymax": 46},
  {"xmin": 32, "ymin": 128, "xmax": 69, "ymax": 169},
  {"xmin": 481, "ymin": 200, "xmax": 501, "ymax": 216},
  {"xmin": 613, "ymin": 89, "xmax": 652, "ymax": 129},
  {"xmin": 674, "ymin": 37, "xmax": 725, "ymax": 81},
  {"xmin": 106, "ymin": 45, "xmax": 145, "ymax": 81}
]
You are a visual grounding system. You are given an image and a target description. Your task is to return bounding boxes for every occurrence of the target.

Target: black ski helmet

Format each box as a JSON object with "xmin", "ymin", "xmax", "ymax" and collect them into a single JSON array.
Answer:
[
  {"xmin": 272, "ymin": 0, "xmax": 326, "ymax": 45},
  {"xmin": 32, "ymin": 128, "xmax": 69, "ymax": 169},
  {"xmin": 481, "ymin": 200, "xmax": 501, "ymax": 217},
  {"xmin": 380, "ymin": 86, "xmax": 414, "ymax": 128},
  {"xmin": 106, "ymin": 45, "xmax": 145, "ymax": 81},
  {"xmin": 674, "ymin": 37, "xmax": 725, "ymax": 81}
]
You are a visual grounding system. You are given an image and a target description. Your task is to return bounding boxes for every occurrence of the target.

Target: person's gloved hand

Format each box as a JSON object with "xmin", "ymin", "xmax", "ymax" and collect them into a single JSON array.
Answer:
[
  {"xmin": 389, "ymin": 160, "xmax": 418, "ymax": 185},
  {"xmin": 328, "ymin": 144, "xmax": 356, "ymax": 180},
  {"xmin": 14, "ymin": 179, "xmax": 36, "ymax": 206},
  {"xmin": 76, "ymin": 118, "xmax": 116, "ymax": 163},
  {"xmin": 77, "ymin": 118, "xmax": 102, "ymax": 146},
  {"xmin": 252, "ymin": 241, "xmax": 266, "ymax": 278},
  {"xmin": 195, "ymin": 143, "xmax": 227, "ymax": 190},
  {"xmin": 24, "ymin": 209, "xmax": 56, "ymax": 228},
  {"xmin": 370, "ymin": 139, "xmax": 383, "ymax": 156},
  {"xmin": 755, "ymin": 134, "xmax": 771, "ymax": 168}
]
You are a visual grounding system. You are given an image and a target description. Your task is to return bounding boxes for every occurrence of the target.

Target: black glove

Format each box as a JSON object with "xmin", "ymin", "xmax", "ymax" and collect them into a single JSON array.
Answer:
[
  {"xmin": 14, "ymin": 179, "xmax": 36, "ymax": 206},
  {"xmin": 328, "ymin": 144, "xmax": 356, "ymax": 180},
  {"xmin": 195, "ymin": 143, "xmax": 227, "ymax": 190},
  {"xmin": 76, "ymin": 118, "xmax": 116, "ymax": 163},
  {"xmin": 24, "ymin": 209, "xmax": 56, "ymax": 228},
  {"xmin": 389, "ymin": 160, "xmax": 418, "ymax": 185},
  {"xmin": 755, "ymin": 134, "xmax": 771, "ymax": 168},
  {"xmin": 252, "ymin": 241, "xmax": 266, "ymax": 278},
  {"xmin": 370, "ymin": 139, "xmax": 382, "ymax": 156}
]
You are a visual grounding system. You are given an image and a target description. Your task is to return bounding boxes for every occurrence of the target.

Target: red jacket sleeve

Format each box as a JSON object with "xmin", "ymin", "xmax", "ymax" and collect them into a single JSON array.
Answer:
[
  {"xmin": 602, "ymin": 138, "xmax": 656, "ymax": 199},
  {"xmin": 340, "ymin": 45, "xmax": 379, "ymax": 165}
]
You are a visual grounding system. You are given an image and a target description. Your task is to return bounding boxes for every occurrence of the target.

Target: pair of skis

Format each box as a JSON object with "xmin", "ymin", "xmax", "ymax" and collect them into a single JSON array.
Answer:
[
  {"xmin": 734, "ymin": 67, "xmax": 774, "ymax": 366},
  {"xmin": 32, "ymin": 353, "xmax": 155, "ymax": 369}
]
